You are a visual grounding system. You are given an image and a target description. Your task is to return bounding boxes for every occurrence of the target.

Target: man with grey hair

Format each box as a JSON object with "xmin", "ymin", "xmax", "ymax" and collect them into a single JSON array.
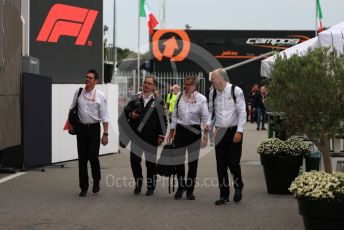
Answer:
[
  {"xmin": 167, "ymin": 76, "xmax": 209, "ymax": 200},
  {"xmin": 208, "ymin": 68, "xmax": 247, "ymax": 205}
]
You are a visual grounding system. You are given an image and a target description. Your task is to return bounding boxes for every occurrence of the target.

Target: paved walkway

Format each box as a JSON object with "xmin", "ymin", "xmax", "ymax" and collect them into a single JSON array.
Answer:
[{"xmin": 0, "ymin": 123, "xmax": 304, "ymax": 230}]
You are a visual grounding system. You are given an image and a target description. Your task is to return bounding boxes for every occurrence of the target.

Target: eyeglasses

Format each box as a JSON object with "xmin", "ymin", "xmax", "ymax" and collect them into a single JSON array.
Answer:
[
  {"xmin": 85, "ymin": 76, "xmax": 95, "ymax": 80},
  {"xmin": 143, "ymin": 81, "xmax": 155, "ymax": 86}
]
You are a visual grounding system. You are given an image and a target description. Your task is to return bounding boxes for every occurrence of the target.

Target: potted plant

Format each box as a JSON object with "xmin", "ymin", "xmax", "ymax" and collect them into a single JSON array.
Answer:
[
  {"xmin": 257, "ymin": 137, "xmax": 309, "ymax": 194},
  {"xmin": 289, "ymin": 171, "xmax": 344, "ymax": 229},
  {"xmin": 266, "ymin": 47, "xmax": 344, "ymax": 174}
]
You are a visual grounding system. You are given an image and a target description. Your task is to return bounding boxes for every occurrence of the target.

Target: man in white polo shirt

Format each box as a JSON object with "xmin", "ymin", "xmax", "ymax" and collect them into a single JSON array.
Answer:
[
  {"xmin": 208, "ymin": 68, "xmax": 246, "ymax": 205},
  {"xmin": 69, "ymin": 69, "xmax": 109, "ymax": 197}
]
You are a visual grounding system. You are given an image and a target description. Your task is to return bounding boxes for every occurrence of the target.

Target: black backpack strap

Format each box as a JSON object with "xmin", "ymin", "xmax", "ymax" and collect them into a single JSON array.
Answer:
[
  {"xmin": 231, "ymin": 84, "xmax": 236, "ymax": 104},
  {"xmin": 77, "ymin": 87, "xmax": 83, "ymax": 97},
  {"xmin": 211, "ymin": 89, "xmax": 216, "ymax": 120},
  {"xmin": 175, "ymin": 92, "xmax": 183, "ymax": 118},
  {"xmin": 73, "ymin": 87, "xmax": 83, "ymax": 109},
  {"xmin": 211, "ymin": 85, "xmax": 236, "ymax": 120},
  {"xmin": 168, "ymin": 176, "xmax": 171, "ymax": 194},
  {"xmin": 169, "ymin": 174, "xmax": 175, "ymax": 193}
]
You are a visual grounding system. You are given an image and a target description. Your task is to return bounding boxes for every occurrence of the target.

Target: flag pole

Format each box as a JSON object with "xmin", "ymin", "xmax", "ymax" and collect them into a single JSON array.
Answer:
[
  {"xmin": 137, "ymin": 0, "xmax": 141, "ymax": 93},
  {"xmin": 315, "ymin": 0, "xmax": 318, "ymax": 37},
  {"xmin": 113, "ymin": 0, "xmax": 117, "ymax": 75}
]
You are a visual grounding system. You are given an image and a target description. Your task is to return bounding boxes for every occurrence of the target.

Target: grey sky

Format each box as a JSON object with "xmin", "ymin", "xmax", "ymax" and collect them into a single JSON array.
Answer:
[{"xmin": 103, "ymin": 0, "xmax": 344, "ymax": 51}]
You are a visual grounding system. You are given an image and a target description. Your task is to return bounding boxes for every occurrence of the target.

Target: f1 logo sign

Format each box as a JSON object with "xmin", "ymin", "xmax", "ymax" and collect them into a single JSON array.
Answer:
[{"xmin": 36, "ymin": 4, "xmax": 98, "ymax": 46}]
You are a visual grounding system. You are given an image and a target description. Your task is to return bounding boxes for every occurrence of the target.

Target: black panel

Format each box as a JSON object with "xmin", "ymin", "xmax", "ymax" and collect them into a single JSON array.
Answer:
[
  {"xmin": 151, "ymin": 30, "xmax": 315, "ymax": 96},
  {"xmin": 30, "ymin": 0, "xmax": 103, "ymax": 83},
  {"xmin": 0, "ymin": 145, "xmax": 22, "ymax": 169},
  {"xmin": 22, "ymin": 73, "xmax": 52, "ymax": 168},
  {"xmin": 104, "ymin": 63, "xmax": 113, "ymax": 83}
]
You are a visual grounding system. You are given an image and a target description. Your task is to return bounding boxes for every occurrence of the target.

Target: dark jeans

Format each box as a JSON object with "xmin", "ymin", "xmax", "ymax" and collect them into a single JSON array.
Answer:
[
  {"xmin": 174, "ymin": 124, "xmax": 201, "ymax": 194},
  {"xmin": 215, "ymin": 127, "xmax": 244, "ymax": 199},
  {"xmin": 130, "ymin": 142, "xmax": 157, "ymax": 190},
  {"xmin": 256, "ymin": 107, "xmax": 266, "ymax": 129},
  {"xmin": 76, "ymin": 123, "xmax": 101, "ymax": 191}
]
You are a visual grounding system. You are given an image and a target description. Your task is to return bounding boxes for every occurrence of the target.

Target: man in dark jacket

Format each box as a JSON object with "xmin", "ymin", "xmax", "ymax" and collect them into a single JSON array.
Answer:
[
  {"xmin": 253, "ymin": 86, "xmax": 266, "ymax": 130},
  {"xmin": 122, "ymin": 76, "xmax": 167, "ymax": 196}
]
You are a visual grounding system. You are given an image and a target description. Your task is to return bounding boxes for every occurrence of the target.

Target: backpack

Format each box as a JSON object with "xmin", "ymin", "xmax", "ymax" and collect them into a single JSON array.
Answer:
[
  {"xmin": 211, "ymin": 84, "xmax": 236, "ymax": 120},
  {"xmin": 68, "ymin": 88, "xmax": 83, "ymax": 135},
  {"xmin": 157, "ymin": 143, "xmax": 177, "ymax": 193}
]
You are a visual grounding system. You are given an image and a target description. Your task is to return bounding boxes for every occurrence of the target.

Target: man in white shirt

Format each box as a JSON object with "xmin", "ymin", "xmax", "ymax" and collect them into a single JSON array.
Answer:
[
  {"xmin": 69, "ymin": 69, "xmax": 109, "ymax": 197},
  {"xmin": 167, "ymin": 76, "xmax": 209, "ymax": 200},
  {"xmin": 208, "ymin": 68, "xmax": 246, "ymax": 205}
]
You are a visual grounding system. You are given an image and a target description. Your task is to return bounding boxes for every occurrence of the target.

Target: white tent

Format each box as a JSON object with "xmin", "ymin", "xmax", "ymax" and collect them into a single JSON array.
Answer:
[{"xmin": 260, "ymin": 22, "xmax": 344, "ymax": 77}]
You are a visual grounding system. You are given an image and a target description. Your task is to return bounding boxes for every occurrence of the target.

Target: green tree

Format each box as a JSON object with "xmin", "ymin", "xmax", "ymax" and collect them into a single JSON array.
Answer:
[
  {"xmin": 266, "ymin": 47, "xmax": 344, "ymax": 173},
  {"xmin": 104, "ymin": 25, "xmax": 110, "ymax": 61}
]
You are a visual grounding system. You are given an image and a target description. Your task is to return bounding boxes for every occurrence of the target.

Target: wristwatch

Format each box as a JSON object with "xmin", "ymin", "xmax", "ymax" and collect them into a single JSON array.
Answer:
[{"xmin": 103, "ymin": 133, "xmax": 109, "ymax": 136}]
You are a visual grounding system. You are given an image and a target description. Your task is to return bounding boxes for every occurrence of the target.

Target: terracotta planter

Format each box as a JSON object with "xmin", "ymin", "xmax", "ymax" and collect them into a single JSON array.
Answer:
[
  {"xmin": 298, "ymin": 198, "xmax": 344, "ymax": 230},
  {"xmin": 260, "ymin": 154, "xmax": 303, "ymax": 194}
]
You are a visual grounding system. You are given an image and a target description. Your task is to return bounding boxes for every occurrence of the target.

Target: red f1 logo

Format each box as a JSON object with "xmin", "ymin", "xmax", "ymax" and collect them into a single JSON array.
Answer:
[{"xmin": 36, "ymin": 4, "xmax": 98, "ymax": 46}]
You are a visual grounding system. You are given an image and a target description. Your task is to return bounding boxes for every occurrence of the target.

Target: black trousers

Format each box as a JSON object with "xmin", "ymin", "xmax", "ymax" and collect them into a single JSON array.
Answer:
[
  {"xmin": 76, "ymin": 123, "xmax": 101, "ymax": 191},
  {"xmin": 174, "ymin": 124, "xmax": 201, "ymax": 194},
  {"xmin": 130, "ymin": 142, "xmax": 157, "ymax": 190},
  {"xmin": 215, "ymin": 127, "xmax": 244, "ymax": 199}
]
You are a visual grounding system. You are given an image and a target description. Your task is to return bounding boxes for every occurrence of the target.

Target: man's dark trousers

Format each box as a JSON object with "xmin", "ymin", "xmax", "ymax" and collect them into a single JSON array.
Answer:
[
  {"xmin": 130, "ymin": 142, "xmax": 157, "ymax": 190},
  {"xmin": 174, "ymin": 124, "xmax": 201, "ymax": 194},
  {"xmin": 215, "ymin": 127, "xmax": 244, "ymax": 199},
  {"xmin": 76, "ymin": 123, "xmax": 101, "ymax": 192}
]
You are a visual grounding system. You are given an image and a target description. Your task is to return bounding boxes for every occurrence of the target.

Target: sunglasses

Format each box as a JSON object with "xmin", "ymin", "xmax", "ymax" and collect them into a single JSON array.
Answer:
[{"xmin": 143, "ymin": 81, "xmax": 155, "ymax": 86}]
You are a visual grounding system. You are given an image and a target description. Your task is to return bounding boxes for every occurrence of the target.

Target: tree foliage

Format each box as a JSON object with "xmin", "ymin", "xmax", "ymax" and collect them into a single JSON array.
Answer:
[{"xmin": 266, "ymin": 47, "xmax": 344, "ymax": 173}]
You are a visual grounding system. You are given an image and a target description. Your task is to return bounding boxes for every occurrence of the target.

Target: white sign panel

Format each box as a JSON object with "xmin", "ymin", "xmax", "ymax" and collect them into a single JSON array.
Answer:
[{"xmin": 52, "ymin": 84, "xmax": 119, "ymax": 163}]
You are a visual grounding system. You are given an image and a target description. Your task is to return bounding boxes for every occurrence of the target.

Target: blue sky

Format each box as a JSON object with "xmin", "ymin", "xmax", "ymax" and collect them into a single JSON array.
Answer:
[{"xmin": 103, "ymin": 0, "xmax": 344, "ymax": 51}]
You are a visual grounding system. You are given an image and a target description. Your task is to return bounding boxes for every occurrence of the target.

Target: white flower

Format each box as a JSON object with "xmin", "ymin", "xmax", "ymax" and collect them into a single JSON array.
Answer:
[
  {"xmin": 257, "ymin": 138, "xmax": 309, "ymax": 156},
  {"xmin": 289, "ymin": 171, "xmax": 344, "ymax": 201}
]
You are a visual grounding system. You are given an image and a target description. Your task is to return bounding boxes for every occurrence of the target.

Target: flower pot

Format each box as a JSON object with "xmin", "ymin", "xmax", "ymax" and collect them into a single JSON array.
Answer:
[
  {"xmin": 298, "ymin": 198, "xmax": 344, "ymax": 230},
  {"xmin": 260, "ymin": 154, "xmax": 303, "ymax": 194},
  {"xmin": 305, "ymin": 153, "xmax": 320, "ymax": 172}
]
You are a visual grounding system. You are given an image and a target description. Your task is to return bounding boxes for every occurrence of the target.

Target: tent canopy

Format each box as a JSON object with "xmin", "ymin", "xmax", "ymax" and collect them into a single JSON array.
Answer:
[{"xmin": 260, "ymin": 22, "xmax": 344, "ymax": 77}]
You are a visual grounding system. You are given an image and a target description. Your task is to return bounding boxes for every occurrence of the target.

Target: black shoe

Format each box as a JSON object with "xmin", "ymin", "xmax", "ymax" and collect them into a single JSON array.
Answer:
[
  {"xmin": 186, "ymin": 193, "xmax": 195, "ymax": 200},
  {"xmin": 146, "ymin": 189, "xmax": 154, "ymax": 196},
  {"xmin": 92, "ymin": 182, "xmax": 100, "ymax": 193},
  {"xmin": 215, "ymin": 197, "xmax": 229, "ymax": 205},
  {"xmin": 261, "ymin": 127, "xmax": 266, "ymax": 130},
  {"xmin": 134, "ymin": 186, "xmax": 142, "ymax": 195},
  {"xmin": 256, "ymin": 128, "xmax": 260, "ymax": 130},
  {"xmin": 174, "ymin": 187, "xmax": 186, "ymax": 199},
  {"xmin": 233, "ymin": 188, "xmax": 243, "ymax": 202},
  {"xmin": 79, "ymin": 190, "xmax": 87, "ymax": 197}
]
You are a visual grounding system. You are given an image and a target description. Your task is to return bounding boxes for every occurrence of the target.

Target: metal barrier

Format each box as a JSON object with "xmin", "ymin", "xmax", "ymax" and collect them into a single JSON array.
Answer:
[{"xmin": 112, "ymin": 71, "xmax": 207, "ymax": 114}]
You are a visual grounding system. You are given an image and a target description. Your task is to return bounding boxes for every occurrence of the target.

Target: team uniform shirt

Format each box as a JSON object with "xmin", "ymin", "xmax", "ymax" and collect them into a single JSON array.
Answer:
[
  {"xmin": 207, "ymin": 83, "xmax": 246, "ymax": 133},
  {"xmin": 70, "ymin": 87, "xmax": 109, "ymax": 124},
  {"xmin": 170, "ymin": 91, "xmax": 209, "ymax": 129}
]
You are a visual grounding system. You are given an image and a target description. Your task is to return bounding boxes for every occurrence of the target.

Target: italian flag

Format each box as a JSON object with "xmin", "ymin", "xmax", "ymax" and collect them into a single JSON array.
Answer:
[
  {"xmin": 140, "ymin": 0, "xmax": 159, "ymax": 35},
  {"xmin": 316, "ymin": 0, "xmax": 323, "ymax": 32}
]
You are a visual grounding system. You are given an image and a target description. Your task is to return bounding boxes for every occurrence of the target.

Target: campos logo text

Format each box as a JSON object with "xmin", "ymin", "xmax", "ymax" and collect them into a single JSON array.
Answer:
[
  {"xmin": 246, "ymin": 35, "xmax": 310, "ymax": 49},
  {"xmin": 36, "ymin": 4, "xmax": 98, "ymax": 46}
]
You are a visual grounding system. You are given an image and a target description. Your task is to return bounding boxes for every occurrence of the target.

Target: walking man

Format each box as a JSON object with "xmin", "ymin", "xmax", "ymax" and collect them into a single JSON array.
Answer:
[
  {"xmin": 208, "ymin": 68, "xmax": 246, "ymax": 205},
  {"xmin": 69, "ymin": 69, "xmax": 109, "ymax": 197},
  {"xmin": 123, "ymin": 76, "xmax": 167, "ymax": 196},
  {"xmin": 167, "ymin": 76, "xmax": 209, "ymax": 200}
]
